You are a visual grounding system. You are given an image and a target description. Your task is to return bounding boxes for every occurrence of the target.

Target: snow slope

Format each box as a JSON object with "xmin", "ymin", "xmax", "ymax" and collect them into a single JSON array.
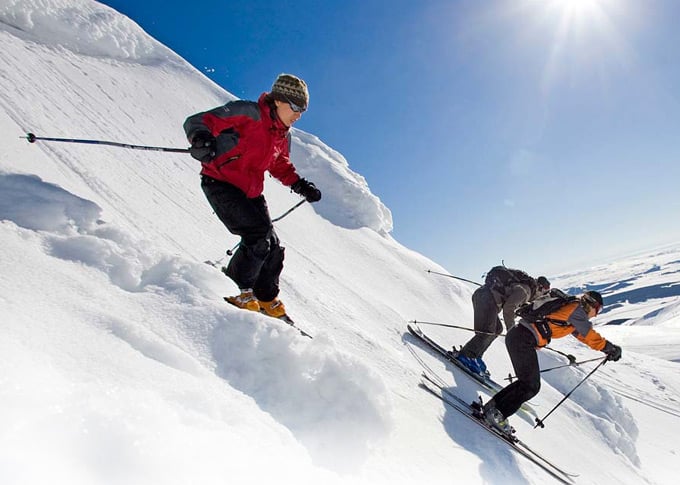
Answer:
[
  {"xmin": 1, "ymin": 1, "xmax": 679, "ymax": 484},
  {"xmin": 554, "ymin": 245, "xmax": 680, "ymax": 362}
]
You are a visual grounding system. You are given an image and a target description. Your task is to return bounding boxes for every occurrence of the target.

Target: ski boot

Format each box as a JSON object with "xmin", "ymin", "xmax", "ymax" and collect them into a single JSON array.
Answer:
[
  {"xmin": 225, "ymin": 289, "xmax": 260, "ymax": 312},
  {"xmin": 456, "ymin": 354, "xmax": 483, "ymax": 375},
  {"xmin": 259, "ymin": 297, "xmax": 287, "ymax": 319}
]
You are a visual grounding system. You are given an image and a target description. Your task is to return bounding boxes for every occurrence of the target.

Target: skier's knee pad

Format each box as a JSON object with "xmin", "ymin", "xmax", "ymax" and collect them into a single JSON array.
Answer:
[{"xmin": 249, "ymin": 237, "xmax": 271, "ymax": 258}]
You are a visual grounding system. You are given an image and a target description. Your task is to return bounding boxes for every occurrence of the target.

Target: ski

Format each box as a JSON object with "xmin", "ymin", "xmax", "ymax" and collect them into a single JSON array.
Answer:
[
  {"xmin": 407, "ymin": 323, "xmax": 537, "ymax": 418},
  {"xmin": 269, "ymin": 312, "xmax": 313, "ymax": 339},
  {"xmin": 224, "ymin": 297, "xmax": 312, "ymax": 339},
  {"xmin": 419, "ymin": 374, "xmax": 576, "ymax": 484},
  {"xmin": 408, "ymin": 323, "xmax": 504, "ymax": 391}
]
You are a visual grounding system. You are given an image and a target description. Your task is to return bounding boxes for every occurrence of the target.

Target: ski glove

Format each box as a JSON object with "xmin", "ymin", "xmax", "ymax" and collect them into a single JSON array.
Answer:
[
  {"xmin": 291, "ymin": 178, "xmax": 322, "ymax": 203},
  {"xmin": 189, "ymin": 131, "xmax": 216, "ymax": 163},
  {"xmin": 602, "ymin": 341, "xmax": 622, "ymax": 362}
]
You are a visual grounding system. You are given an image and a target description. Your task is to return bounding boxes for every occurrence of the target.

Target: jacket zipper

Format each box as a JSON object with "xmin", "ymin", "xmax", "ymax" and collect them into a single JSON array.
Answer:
[{"xmin": 216, "ymin": 154, "xmax": 242, "ymax": 168}]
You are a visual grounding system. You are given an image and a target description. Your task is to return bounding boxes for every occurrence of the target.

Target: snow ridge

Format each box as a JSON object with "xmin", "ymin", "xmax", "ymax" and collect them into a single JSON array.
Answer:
[{"xmin": 0, "ymin": 0, "xmax": 175, "ymax": 63}]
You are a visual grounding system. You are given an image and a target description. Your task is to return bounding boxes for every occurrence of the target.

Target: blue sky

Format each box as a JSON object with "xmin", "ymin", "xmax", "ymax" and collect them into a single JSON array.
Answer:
[{"xmin": 100, "ymin": 0, "xmax": 680, "ymax": 281}]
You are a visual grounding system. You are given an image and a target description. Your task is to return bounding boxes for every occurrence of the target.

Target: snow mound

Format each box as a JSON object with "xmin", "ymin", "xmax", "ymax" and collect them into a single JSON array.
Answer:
[
  {"xmin": 0, "ymin": 0, "xmax": 175, "ymax": 63},
  {"xmin": 212, "ymin": 322, "xmax": 392, "ymax": 473},
  {"xmin": 0, "ymin": 170, "xmax": 394, "ymax": 474},
  {"xmin": 291, "ymin": 130, "xmax": 393, "ymax": 235},
  {"xmin": 0, "ymin": 172, "xmax": 102, "ymax": 233},
  {"xmin": 540, "ymin": 352, "xmax": 640, "ymax": 466}
]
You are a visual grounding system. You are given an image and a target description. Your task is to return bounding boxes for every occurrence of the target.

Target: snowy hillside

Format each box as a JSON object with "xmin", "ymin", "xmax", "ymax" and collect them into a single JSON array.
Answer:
[
  {"xmin": 1, "ymin": 1, "xmax": 679, "ymax": 484},
  {"xmin": 552, "ymin": 244, "xmax": 680, "ymax": 363}
]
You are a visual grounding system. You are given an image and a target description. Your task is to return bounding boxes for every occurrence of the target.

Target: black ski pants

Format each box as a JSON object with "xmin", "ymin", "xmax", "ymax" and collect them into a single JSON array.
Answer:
[
  {"xmin": 492, "ymin": 324, "xmax": 541, "ymax": 418},
  {"xmin": 201, "ymin": 176, "xmax": 284, "ymax": 302},
  {"xmin": 459, "ymin": 286, "xmax": 503, "ymax": 359}
]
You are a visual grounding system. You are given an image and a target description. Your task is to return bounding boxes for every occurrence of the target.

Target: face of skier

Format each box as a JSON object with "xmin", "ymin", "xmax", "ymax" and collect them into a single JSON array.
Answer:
[{"xmin": 274, "ymin": 98, "xmax": 304, "ymax": 127}]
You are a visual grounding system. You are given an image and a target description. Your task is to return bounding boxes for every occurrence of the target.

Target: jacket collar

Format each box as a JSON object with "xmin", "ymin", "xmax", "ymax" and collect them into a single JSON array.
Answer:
[{"xmin": 258, "ymin": 93, "xmax": 289, "ymax": 135}]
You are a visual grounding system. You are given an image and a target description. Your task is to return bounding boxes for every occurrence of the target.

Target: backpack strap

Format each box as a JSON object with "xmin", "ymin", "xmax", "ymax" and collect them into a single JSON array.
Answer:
[{"xmin": 544, "ymin": 300, "xmax": 580, "ymax": 326}]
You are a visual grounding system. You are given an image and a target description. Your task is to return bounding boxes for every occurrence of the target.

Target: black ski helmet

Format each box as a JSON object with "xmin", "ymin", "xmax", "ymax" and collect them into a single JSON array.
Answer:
[{"xmin": 583, "ymin": 291, "xmax": 604, "ymax": 313}]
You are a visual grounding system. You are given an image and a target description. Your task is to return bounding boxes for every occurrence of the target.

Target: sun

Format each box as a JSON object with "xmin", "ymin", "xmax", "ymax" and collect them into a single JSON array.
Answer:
[
  {"xmin": 548, "ymin": 0, "xmax": 606, "ymax": 18},
  {"xmin": 544, "ymin": 0, "xmax": 611, "ymax": 39},
  {"xmin": 560, "ymin": 0, "xmax": 598, "ymax": 6},
  {"xmin": 521, "ymin": 0, "xmax": 629, "ymax": 94},
  {"xmin": 542, "ymin": 0, "xmax": 620, "ymax": 53}
]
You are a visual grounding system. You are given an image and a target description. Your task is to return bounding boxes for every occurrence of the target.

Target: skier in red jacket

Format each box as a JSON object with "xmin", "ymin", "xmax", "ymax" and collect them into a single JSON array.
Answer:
[{"xmin": 184, "ymin": 73, "xmax": 321, "ymax": 319}]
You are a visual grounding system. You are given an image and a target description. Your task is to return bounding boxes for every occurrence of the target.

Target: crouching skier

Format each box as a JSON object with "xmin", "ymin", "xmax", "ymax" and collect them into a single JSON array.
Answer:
[
  {"xmin": 183, "ymin": 73, "xmax": 321, "ymax": 319},
  {"xmin": 456, "ymin": 266, "xmax": 551, "ymax": 376},
  {"xmin": 480, "ymin": 290, "xmax": 622, "ymax": 434}
]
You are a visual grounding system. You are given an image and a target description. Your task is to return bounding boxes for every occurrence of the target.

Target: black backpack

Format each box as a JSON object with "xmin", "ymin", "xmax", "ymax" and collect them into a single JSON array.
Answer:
[
  {"xmin": 485, "ymin": 266, "xmax": 537, "ymax": 297},
  {"xmin": 515, "ymin": 288, "xmax": 578, "ymax": 325}
]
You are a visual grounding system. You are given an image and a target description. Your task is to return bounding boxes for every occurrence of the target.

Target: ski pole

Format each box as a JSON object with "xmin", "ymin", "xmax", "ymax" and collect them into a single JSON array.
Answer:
[
  {"xmin": 534, "ymin": 357, "xmax": 608, "ymax": 429},
  {"xmin": 204, "ymin": 199, "xmax": 308, "ymax": 266},
  {"xmin": 504, "ymin": 357, "xmax": 604, "ymax": 381},
  {"xmin": 410, "ymin": 320, "xmax": 504, "ymax": 337},
  {"xmin": 21, "ymin": 132, "xmax": 190, "ymax": 153},
  {"xmin": 426, "ymin": 270, "xmax": 482, "ymax": 286},
  {"xmin": 412, "ymin": 321, "xmax": 577, "ymax": 360},
  {"xmin": 539, "ymin": 357, "xmax": 604, "ymax": 373},
  {"xmin": 272, "ymin": 199, "xmax": 306, "ymax": 222},
  {"xmin": 543, "ymin": 346, "xmax": 577, "ymax": 364},
  {"xmin": 223, "ymin": 200, "xmax": 305, "ymax": 255}
]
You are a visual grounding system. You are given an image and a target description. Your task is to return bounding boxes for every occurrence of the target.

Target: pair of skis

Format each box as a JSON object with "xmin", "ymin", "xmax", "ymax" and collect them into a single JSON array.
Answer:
[
  {"xmin": 407, "ymin": 324, "xmax": 536, "ymax": 419},
  {"xmin": 419, "ymin": 372, "xmax": 576, "ymax": 484},
  {"xmin": 407, "ymin": 324, "xmax": 576, "ymax": 483}
]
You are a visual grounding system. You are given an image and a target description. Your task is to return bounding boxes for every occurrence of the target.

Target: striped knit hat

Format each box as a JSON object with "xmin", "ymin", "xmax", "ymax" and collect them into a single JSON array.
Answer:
[{"xmin": 271, "ymin": 73, "xmax": 309, "ymax": 110}]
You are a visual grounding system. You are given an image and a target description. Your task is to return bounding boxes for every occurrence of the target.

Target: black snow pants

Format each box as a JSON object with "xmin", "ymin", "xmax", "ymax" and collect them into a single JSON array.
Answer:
[
  {"xmin": 459, "ymin": 285, "xmax": 503, "ymax": 359},
  {"xmin": 492, "ymin": 324, "xmax": 541, "ymax": 418},
  {"xmin": 201, "ymin": 176, "xmax": 284, "ymax": 302}
]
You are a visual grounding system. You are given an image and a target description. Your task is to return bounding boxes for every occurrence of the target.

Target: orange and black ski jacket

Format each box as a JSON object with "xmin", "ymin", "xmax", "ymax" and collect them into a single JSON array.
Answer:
[{"xmin": 519, "ymin": 301, "xmax": 608, "ymax": 350}]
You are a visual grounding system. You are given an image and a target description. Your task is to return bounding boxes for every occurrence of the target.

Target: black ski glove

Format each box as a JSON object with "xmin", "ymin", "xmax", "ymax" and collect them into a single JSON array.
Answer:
[
  {"xmin": 603, "ymin": 341, "xmax": 622, "ymax": 362},
  {"xmin": 291, "ymin": 178, "xmax": 322, "ymax": 202},
  {"xmin": 189, "ymin": 131, "xmax": 216, "ymax": 163}
]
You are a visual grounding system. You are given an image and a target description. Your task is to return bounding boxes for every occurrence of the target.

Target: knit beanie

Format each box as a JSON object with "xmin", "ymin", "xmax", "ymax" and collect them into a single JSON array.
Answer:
[{"xmin": 271, "ymin": 73, "xmax": 309, "ymax": 110}]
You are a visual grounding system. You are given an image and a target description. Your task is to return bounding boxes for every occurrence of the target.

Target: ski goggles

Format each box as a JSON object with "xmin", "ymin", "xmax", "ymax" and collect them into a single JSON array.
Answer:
[{"xmin": 283, "ymin": 95, "xmax": 306, "ymax": 113}]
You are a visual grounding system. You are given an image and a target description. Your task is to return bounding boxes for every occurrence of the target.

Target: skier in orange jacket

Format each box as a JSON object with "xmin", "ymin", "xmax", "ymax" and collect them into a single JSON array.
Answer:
[{"xmin": 481, "ymin": 290, "xmax": 622, "ymax": 433}]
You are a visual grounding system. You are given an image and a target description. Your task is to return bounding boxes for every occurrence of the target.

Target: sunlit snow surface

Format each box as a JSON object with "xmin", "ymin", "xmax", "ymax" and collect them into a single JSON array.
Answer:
[{"xmin": 1, "ymin": 1, "xmax": 679, "ymax": 484}]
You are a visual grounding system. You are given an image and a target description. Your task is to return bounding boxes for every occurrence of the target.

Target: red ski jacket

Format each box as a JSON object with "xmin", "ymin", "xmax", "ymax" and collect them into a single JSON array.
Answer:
[{"xmin": 184, "ymin": 93, "xmax": 300, "ymax": 198}]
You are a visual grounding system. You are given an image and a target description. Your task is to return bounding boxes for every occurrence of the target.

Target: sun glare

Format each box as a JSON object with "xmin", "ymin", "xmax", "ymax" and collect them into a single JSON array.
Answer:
[
  {"xmin": 468, "ymin": 0, "xmax": 631, "ymax": 94},
  {"xmin": 549, "ymin": 0, "xmax": 605, "ymax": 18},
  {"xmin": 536, "ymin": 0, "xmax": 626, "ymax": 90}
]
